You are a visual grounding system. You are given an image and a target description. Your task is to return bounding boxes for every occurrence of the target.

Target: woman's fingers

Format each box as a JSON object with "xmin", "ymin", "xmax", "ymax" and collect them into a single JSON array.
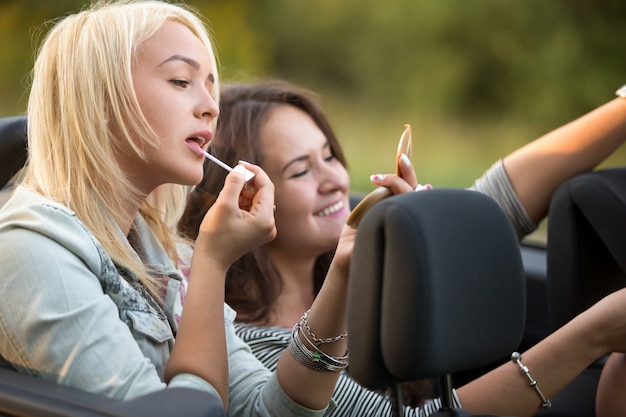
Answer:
[
  {"xmin": 238, "ymin": 162, "xmax": 275, "ymax": 216},
  {"xmin": 346, "ymin": 158, "xmax": 432, "ymax": 228},
  {"xmin": 397, "ymin": 153, "xmax": 418, "ymax": 187},
  {"xmin": 196, "ymin": 162, "xmax": 276, "ymax": 265}
]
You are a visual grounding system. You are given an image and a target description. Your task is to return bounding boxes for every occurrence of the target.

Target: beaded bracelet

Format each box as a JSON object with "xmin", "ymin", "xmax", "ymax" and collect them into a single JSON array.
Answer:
[{"xmin": 510, "ymin": 352, "xmax": 551, "ymax": 409}]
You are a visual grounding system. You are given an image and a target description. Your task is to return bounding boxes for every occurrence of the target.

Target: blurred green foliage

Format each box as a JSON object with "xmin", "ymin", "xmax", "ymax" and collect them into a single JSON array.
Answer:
[{"xmin": 2, "ymin": 0, "xmax": 626, "ymax": 215}]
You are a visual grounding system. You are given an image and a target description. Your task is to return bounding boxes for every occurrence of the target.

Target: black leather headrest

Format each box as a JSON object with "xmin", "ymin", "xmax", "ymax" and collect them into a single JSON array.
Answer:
[
  {"xmin": 347, "ymin": 189, "xmax": 526, "ymax": 390},
  {"xmin": 547, "ymin": 168, "xmax": 626, "ymax": 329},
  {"xmin": 0, "ymin": 116, "xmax": 28, "ymax": 188}
]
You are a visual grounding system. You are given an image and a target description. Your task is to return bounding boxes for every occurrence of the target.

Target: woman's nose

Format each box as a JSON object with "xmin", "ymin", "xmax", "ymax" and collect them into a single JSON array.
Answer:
[
  {"xmin": 319, "ymin": 165, "xmax": 348, "ymax": 193},
  {"xmin": 196, "ymin": 89, "xmax": 219, "ymax": 120}
]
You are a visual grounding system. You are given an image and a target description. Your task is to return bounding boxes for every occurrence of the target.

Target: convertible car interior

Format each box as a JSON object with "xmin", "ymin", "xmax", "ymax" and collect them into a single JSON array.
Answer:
[{"xmin": 1, "ymin": 114, "xmax": 625, "ymax": 416}]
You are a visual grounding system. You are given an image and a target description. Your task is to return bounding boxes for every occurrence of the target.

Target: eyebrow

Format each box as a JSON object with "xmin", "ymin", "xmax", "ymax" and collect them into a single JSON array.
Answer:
[
  {"xmin": 159, "ymin": 54, "xmax": 215, "ymax": 83},
  {"xmin": 280, "ymin": 142, "xmax": 331, "ymax": 174}
]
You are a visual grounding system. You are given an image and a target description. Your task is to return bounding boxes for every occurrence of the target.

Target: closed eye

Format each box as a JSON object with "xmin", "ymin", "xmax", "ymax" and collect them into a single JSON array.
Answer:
[{"xmin": 289, "ymin": 169, "xmax": 308, "ymax": 179}]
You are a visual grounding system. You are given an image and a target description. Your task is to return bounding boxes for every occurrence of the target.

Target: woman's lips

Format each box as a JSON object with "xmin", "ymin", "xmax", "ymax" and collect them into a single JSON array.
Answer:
[{"xmin": 185, "ymin": 139, "xmax": 205, "ymax": 157}]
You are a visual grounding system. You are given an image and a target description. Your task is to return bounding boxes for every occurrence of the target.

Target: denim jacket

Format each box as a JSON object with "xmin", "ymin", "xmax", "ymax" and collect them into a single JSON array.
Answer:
[{"xmin": 0, "ymin": 186, "xmax": 332, "ymax": 417}]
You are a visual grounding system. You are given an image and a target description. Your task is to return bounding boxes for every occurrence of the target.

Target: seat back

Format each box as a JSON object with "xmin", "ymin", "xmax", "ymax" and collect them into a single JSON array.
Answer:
[
  {"xmin": 0, "ymin": 367, "xmax": 223, "ymax": 417},
  {"xmin": 547, "ymin": 167, "xmax": 626, "ymax": 329},
  {"xmin": 347, "ymin": 189, "xmax": 526, "ymax": 416},
  {"xmin": 0, "ymin": 116, "xmax": 27, "ymax": 189}
]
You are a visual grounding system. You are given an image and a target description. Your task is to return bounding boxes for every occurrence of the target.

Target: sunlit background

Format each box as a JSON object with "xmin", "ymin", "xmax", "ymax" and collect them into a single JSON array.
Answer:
[{"xmin": 3, "ymin": 0, "xmax": 626, "ymax": 242}]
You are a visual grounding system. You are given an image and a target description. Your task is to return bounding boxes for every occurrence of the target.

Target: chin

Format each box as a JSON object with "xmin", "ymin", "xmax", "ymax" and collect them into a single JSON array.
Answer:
[{"xmin": 182, "ymin": 167, "xmax": 205, "ymax": 186}]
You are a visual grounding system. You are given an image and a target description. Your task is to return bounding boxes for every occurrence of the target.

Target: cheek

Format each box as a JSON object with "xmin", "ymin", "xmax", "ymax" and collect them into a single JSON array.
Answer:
[
  {"xmin": 274, "ymin": 183, "xmax": 315, "ymax": 218},
  {"xmin": 141, "ymin": 98, "xmax": 177, "ymax": 133},
  {"xmin": 337, "ymin": 165, "xmax": 351, "ymax": 187}
]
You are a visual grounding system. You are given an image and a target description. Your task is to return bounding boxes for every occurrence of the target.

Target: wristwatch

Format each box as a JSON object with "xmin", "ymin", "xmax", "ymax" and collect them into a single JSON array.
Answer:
[{"xmin": 616, "ymin": 84, "xmax": 626, "ymax": 98}]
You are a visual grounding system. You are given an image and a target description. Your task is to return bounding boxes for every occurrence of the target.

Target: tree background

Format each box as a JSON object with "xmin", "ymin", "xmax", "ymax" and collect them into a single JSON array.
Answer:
[{"xmin": 2, "ymin": 0, "xmax": 626, "ymax": 240}]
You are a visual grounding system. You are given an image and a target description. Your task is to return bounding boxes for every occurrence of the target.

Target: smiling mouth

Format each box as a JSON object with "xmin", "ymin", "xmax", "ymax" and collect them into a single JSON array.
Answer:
[{"xmin": 315, "ymin": 201, "xmax": 344, "ymax": 217}]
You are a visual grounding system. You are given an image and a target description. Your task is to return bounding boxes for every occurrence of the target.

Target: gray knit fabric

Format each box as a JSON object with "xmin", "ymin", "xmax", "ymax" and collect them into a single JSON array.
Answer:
[{"xmin": 469, "ymin": 159, "xmax": 537, "ymax": 240}]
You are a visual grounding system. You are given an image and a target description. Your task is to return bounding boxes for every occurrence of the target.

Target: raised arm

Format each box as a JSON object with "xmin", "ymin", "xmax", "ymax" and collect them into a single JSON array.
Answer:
[
  {"xmin": 275, "ymin": 223, "xmax": 355, "ymax": 410},
  {"xmin": 166, "ymin": 164, "xmax": 276, "ymax": 408},
  {"xmin": 502, "ymin": 95, "xmax": 626, "ymax": 224}
]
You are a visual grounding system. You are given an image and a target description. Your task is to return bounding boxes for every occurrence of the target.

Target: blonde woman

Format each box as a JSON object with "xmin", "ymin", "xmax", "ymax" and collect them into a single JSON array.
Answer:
[{"xmin": 0, "ymin": 2, "xmax": 357, "ymax": 416}]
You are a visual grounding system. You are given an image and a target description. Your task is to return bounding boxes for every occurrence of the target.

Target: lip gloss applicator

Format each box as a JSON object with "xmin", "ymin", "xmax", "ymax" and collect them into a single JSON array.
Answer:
[
  {"xmin": 203, "ymin": 149, "xmax": 255, "ymax": 182},
  {"xmin": 203, "ymin": 149, "xmax": 276, "ymax": 212}
]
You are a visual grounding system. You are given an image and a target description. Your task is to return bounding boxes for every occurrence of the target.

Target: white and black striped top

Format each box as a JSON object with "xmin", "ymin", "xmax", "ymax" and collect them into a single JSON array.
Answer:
[{"xmin": 234, "ymin": 322, "xmax": 462, "ymax": 417}]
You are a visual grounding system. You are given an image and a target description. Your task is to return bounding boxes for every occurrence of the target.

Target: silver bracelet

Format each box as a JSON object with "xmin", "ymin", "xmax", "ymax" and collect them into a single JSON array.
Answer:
[
  {"xmin": 289, "ymin": 325, "xmax": 348, "ymax": 372},
  {"xmin": 511, "ymin": 352, "xmax": 551, "ymax": 409},
  {"xmin": 298, "ymin": 325, "xmax": 348, "ymax": 363},
  {"xmin": 300, "ymin": 309, "xmax": 348, "ymax": 345}
]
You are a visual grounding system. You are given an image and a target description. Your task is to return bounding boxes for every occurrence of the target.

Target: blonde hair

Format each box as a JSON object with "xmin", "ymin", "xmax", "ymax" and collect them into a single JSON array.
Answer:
[{"xmin": 23, "ymin": 0, "xmax": 219, "ymax": 294}]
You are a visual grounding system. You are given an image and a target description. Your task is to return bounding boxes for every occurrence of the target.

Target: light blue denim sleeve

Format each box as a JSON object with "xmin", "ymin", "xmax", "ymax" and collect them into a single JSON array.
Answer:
[
  {"xmin": 0, "ymin": 198, "xmax": 172, "ymax": 399},
  {"xmin": 169, "ymin": 373, "xmax": 223, "ymax": 407},
  {"xmin": 224, "ymin": 304, "xmax": 335, "ymax": 417}
]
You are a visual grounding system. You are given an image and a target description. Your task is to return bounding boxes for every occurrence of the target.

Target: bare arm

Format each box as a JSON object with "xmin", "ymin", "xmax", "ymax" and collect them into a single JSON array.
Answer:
[
  {"xmin": 165, "ymin": 164, "xmax": 276, "ymax": 408},
  {"xmin": 458, "ymin": 286, "xmax": 626, "ymax": 416},
  {"xmin": 503, "ymin": 97, "xmax": 626, "ymax": 223},
  {"xmin": 275, "ymin": 224, "xmax": 355, "ymax": 410}
]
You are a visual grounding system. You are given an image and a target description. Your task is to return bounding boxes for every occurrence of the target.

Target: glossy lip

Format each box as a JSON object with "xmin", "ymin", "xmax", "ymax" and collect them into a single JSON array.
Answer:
[
  {"xmin": 188, "ymin": 130, "xmax": 213, "ymax": 149},
  {"xmin": 185, "ymin": 130, "xmax": 213, "ymax": 158}
]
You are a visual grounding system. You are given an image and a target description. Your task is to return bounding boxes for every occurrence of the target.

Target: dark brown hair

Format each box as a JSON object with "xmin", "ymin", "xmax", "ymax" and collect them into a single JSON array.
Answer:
[{"xmin": 178, "ymin": 79, "xmax": 348, "ymax": 323}]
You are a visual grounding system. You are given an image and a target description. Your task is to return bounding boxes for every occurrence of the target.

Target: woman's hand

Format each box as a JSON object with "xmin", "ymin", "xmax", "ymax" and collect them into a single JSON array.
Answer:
[
  {"xmin": 195, "ymin": 162, "xmax": 277, "ymax": 270},
  {"xmin": 347, "ymin": 153, "xmax": 430, "ymax": 228},
  {"xmin": 369, "ymin": 152, "xmax": 430, "ymax": 195}
]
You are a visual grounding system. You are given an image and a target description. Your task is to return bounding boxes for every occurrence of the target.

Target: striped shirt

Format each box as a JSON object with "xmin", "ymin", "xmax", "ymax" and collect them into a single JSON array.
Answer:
[{"xmin": 235, "ymin": 323, "xmax": 461, "ymax": 416}]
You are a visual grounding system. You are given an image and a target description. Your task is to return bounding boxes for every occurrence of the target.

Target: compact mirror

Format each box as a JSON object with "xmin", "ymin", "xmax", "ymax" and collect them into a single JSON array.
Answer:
[{"xmin": 347, "ymin": 124, "xmax": 412, "ymax": 228}]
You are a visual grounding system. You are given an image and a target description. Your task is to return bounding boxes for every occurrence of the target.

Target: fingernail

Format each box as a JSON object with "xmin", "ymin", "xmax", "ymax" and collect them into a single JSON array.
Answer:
[
  {"xmin": 414, "ymin": 183, "xmax": 433, "ymax": 192},
  {"xmin": 370, "ymin": 174, "xmax": 386, "ymax": 182},
  {"xmin": 400, "ymin": 153, "xmax": 411, "ymax": 167}
]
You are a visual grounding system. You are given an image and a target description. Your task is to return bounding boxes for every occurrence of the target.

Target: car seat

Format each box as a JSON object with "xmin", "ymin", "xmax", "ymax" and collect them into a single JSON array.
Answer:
[
  {"xmin": 538, "ymin": 167, "xmax": 626, "ymax": 417},
  {"xmin": 547, "ymin": 167, "xmax": 626, "ymax": 330},
  {"xmin": 0, "ymin": 115, "xmax": 27, "ymax": 191},
  {"xmin": 347, "ymin": 188, "xmax": 527, "ymax": 416}
]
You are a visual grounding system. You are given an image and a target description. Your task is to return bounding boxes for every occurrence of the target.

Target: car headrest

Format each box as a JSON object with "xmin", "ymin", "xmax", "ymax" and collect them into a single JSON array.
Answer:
[
  {"xmin": 547, "ymin": 167, "xmax": 626, "ymax": 329},
  {"xmin": 347, "ymin": 188, "xmax": 526, "ymax": 390},
  {"xmin": 0, "ymin": 116, "xmax": 28, "ymax": 189}
]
